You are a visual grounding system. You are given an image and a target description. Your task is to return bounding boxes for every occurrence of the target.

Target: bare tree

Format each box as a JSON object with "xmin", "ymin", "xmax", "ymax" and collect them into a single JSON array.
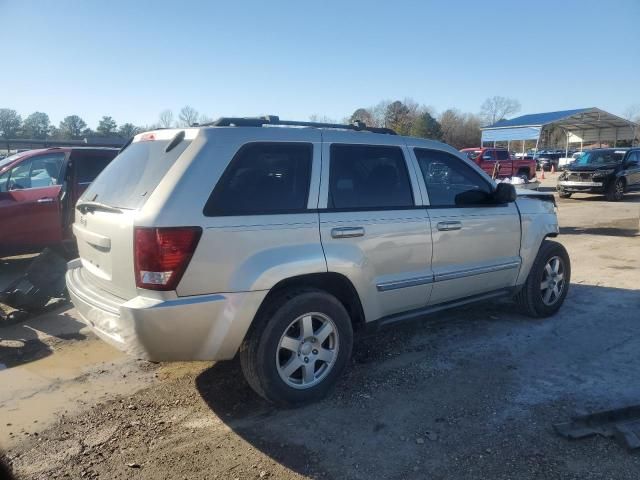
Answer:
[
  {"xmin": 198, "ymin": 114, "xmax": 214, "ymax": 125},
  {"xmin": 308, "ymin": 114, "xmax": 337, "ymax": 124},
  {"xmin": 623, "ymin": 104, "xmax": 640, "ymax": 145},
  {"xmin": 158, "ymin": 109, "xmax": 174, "ymax": 128},
  {"xmin": 349, "ymin": 108, "xmax": 374, "ymax": 125},
  {"xmin": 179, "ymin": 106, "xmax": 199, "ymax": 127},
  {"xmin": 439, "ymin": 109, "xmax": 482, "ymax": 149},
  {"xmin": 480, "ymin": 96, "xmax": 521, "ymax": 125}
]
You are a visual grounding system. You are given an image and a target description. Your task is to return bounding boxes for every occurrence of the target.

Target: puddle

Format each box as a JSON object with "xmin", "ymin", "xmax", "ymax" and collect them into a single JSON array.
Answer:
[{"xmin": 0, "ymin": 339, "xmax": 155, "ymax": 449}]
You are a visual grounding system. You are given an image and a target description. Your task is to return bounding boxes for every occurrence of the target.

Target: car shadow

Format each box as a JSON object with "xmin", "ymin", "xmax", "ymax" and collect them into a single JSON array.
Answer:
[
  {"xmin": 195, "ymin": 283, "xmax": 640, "ymax": 478},
  {"xmin": 0, "ymin": 305, "xmax": 86, "ymax": 369}
]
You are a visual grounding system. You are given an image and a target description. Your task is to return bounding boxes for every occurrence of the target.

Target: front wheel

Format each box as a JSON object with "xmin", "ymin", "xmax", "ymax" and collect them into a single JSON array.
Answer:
[
  {"xmin": 605, "ymin": 178, "xmax": 625, "ymax": 202},
  {"xmin": 239, "ymin": 289, "xmax": 353, "ymax": 406},
  {"xmin": 558, "ymin": 191, "xmax": 572, "ymax": 199},
  {"xmin": 515, "ymin": 240, "xmax": 571, "ymax": 318}
]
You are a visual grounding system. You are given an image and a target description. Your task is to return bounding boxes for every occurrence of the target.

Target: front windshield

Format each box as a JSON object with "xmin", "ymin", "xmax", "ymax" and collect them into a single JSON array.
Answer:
[{"xmin": 573, "ymin": 150, "xmax": 624, "ymax": 166}]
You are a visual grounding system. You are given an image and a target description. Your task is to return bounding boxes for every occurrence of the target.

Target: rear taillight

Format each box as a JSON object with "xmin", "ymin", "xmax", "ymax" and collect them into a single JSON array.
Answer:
[{"xmin": 134, "ymin": 227, "xmax": 202, "ymax": 291}]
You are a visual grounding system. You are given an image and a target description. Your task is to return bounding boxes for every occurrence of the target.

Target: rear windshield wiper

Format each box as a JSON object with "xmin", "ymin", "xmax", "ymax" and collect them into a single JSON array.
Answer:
[{"xmin": 76, "ymin": 201, "xmax": 123, "ymax": 214}]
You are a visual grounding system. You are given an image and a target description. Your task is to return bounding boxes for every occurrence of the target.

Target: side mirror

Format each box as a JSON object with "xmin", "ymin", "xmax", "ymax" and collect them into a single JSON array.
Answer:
[{"xmin": 494, "ymin": 182, "xmax": 517, "ymax": 203}]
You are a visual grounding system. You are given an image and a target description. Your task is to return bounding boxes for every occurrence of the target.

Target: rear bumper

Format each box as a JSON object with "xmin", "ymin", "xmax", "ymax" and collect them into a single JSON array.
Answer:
[{"xmin": 66, "ymin": 262, "xmax": 267, "ymax": 361}]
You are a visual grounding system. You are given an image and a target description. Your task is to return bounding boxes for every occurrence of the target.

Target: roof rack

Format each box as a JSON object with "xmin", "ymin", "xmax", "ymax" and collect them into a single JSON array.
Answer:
[{"xmin": 197, "ymin": 116, "xmax": 397, "ymax": 135}]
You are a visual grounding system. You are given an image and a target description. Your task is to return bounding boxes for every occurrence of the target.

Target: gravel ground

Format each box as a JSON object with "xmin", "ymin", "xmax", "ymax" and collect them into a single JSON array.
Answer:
[{"xmin": 2, "ymin": 178, "xmax": 640, "ymax": 479}]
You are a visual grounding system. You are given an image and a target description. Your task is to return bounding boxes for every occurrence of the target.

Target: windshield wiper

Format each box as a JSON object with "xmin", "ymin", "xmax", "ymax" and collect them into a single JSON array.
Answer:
[{"xmin": 76, "ymin": 201, "xmax": 123, "ymax": 214}]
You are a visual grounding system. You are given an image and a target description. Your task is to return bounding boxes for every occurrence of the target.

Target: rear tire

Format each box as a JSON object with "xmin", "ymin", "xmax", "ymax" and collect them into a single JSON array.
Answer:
[
  {"xmin": 558, "ymin": 191, "xmax": 572, "ymax": 199},
  {"xmin": 515, "ymin": 240, "xmax": 570, "ymax": 318},
  {"xmin": 605, "ymin": 178, "xmax": 625, "ymax": 202},
  {"xmin": 239, "ymin": 288, "xmax": 353, "ymax": 406}
]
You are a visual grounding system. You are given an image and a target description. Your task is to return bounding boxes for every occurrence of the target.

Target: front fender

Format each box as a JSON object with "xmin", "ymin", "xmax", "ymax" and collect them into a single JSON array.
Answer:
[{"xmin": 516, "ymin": 211, "xmax": 559, "ymax": 285}]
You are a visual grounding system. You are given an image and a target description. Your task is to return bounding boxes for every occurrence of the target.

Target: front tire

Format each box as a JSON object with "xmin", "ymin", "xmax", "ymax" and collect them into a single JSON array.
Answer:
[
  {"xmin": 515, "ymin": 240, "xmax": 571, "ymax": 318},
  {"xmin": 558, "ymin": 191, "xmax": 572, "ymax": 199},
  {"xmin": 605, "ymin": 178, "xmax": 625, "ymax": 202},
  {"xmin": 239, "ymin": 288, "xmax": 353, "ymax": 406}
]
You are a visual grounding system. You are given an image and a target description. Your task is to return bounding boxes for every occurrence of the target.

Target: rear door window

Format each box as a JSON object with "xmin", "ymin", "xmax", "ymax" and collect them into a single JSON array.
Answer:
[
  {"xmin": 204, "ymin": 142, "xmax": 313, "ymax": 216},
  {"xmin": 496, "ymin": 150, "xmax": 510, "ymax": 161},
  {"xmin": 80, "ymin": 138, "xmax": 191, "ymax": 209},
  {"xmin": 328, "ymin": 144, "xmax": 414, "ymax": 209}
]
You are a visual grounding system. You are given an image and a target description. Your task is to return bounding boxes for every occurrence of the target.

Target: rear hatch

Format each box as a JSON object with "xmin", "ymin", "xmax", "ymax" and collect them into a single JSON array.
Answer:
[{"xmin": 73, "ymin": 130, "xmax": 194, "ymax": 300}]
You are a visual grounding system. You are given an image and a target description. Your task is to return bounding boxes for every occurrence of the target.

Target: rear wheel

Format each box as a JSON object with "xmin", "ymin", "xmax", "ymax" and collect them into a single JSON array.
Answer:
[
  {"xmin": 558, "ymin": 191, "xmax": 572, "ymax": 199},
  {"xmin": 515, "ymin": 240, "xmax": 570, "ymax": 318},
  {"xmin": 605, "ymin": 178, "xmax": 625, "ymax": 202},
  {"xmin": 239, "ymin": 289, "xmax": 353, "ymax": 406}
]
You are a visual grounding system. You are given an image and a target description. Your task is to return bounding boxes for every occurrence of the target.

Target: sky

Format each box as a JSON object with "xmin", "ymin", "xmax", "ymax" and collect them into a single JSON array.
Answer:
[{"xmin": 1, "ymin": 0, "xmax": 639, "ymax": 129}]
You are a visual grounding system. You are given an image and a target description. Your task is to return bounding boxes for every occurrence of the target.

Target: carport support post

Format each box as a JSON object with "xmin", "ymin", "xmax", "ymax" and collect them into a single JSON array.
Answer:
[{"xmin": 565, "ymin": 130, "xmax": 569, "ymax": 158}]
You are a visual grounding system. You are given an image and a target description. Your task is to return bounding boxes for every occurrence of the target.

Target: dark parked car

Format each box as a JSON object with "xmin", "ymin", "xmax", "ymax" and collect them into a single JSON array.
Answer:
[
  {"xmin": 557, "ymin": 148, "xmax": 640, "ymax": 201},
  {"xmin": 535, "ymin": 150, "xmax": 568, "ymax": 171},
  {"xmin": 0, "ymin": 147, "xmax": 119, "ymax": 256}
]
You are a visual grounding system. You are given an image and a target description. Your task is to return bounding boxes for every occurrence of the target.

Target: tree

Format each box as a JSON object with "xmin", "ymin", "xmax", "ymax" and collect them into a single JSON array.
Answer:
[
  {"xmin": 118, "ymin": 123, "xmax": 140, "ymax": 138},
  {"xmin": 308, "ymin": 114, "xmax": 337, "ymax": 124},
  {"xmin": 0, "ymin": 109, "xmax": 22, "ymax": 147},
  {"xmin": 97, "ymin": 116, "xmax": 117, "ymax": 136},
  {"xmin": 349, "ymin": 108, "xmax": 374, "ymax": 125},
  {"xmin": 198, "ymin": 114, "xmax": 214, "ymax": 125},
  {"xmin": 480, "ymin": 96, "xmax": 521, "ymax": 125},
  {"xmin": 384, "ymin": 100, "xmax": 412, "ymax": 134},
  {"xmin": 59, "ymin": 115, "xmax": 87, "ymax": 139},
  {"xmin": 410, "ymin": 111, "xmax": 442, "ymax": 140},
  {"xmin": 158, "ymin": 109, "xmax": 174, "ymax": 128},
  {"xmin": 439, "ymin": 109, "xmax": 482, "ymax": 149},
  {"xmin": 22, "ymin": 112, "xmax": 50, "ymax": 139},
  {"xmin": 179, "ymin": 105, "xmax": 199, "ymax": 127}
]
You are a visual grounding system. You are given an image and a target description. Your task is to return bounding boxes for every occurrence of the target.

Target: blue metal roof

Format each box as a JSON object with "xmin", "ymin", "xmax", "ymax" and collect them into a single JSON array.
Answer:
[{"xmin": 487, "ymin": 108, "xmax": 592, "ymax": 128}]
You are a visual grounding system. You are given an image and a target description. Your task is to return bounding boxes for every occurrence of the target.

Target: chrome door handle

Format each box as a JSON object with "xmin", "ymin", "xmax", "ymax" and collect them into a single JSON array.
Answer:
[
  {"xmin": 331, "ymin": 227, "xmax": 365, "ymax": 238},
  {"xmin": 437, "ymin": 221, "xmax": 462, "ymax": 231},
  {"xmin": 37, "ymin": 197, "xmax": 55, "ymax": 204}
]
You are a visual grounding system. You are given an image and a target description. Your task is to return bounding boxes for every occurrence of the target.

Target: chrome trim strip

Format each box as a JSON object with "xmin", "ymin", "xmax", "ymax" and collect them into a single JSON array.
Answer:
[
  {"xmin": 558, "ymin": 181, "xmax": 602, "ymax": 187},
  {"xmin": 435, "ymin": 261, "xmax": 521, "ymax": 282},
  {"xmin": 377, "ymin": 275, "xmax": 434, "ymax": 292}
]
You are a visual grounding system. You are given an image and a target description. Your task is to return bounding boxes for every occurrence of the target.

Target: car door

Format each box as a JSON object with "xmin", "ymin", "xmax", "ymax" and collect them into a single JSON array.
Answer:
[
  {"xmin": 479, "ymin": 149, "xmax": 497, "ymax": 177},
  {"xmin": 624, "ymin": 151, "xmax": 640, "ymax": 189},
  {"xmin": 0, "ymin": 152, "xmax": 67, "ymax": 250},
  {"xmin": 318, "ymin": 132, "xmax": 433, "ymax": 322},
  {"xmin": 496, "ymin": 149, "xmax": 513, "ymax": 177},
  {"xmin": 409, "ymin": 147, "xmax": 521, "ymax": 305}
]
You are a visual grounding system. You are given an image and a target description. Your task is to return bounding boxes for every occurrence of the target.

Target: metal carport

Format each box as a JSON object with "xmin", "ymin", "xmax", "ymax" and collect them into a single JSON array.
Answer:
[{"xmin": 481, "ymin": 107, "xmax": 638, "ymax": 153}]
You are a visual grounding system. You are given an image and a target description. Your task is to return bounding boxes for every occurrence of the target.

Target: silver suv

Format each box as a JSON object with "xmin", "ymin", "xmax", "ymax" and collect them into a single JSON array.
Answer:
[{"xmin": 66, "ymin": 117, "xmax": 570, "ymax": 405}]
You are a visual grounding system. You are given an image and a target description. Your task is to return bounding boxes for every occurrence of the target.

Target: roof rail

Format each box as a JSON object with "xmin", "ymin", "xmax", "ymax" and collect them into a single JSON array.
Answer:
[{"xmin": 199, "ymin": 116, "xmax": 397, "ymax": 135}]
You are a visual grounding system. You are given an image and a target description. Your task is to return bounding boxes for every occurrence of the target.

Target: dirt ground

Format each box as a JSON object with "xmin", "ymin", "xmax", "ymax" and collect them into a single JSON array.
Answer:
[{"xmin": 2, "ymin": 175, "xmax": 640, "ymax": 480}]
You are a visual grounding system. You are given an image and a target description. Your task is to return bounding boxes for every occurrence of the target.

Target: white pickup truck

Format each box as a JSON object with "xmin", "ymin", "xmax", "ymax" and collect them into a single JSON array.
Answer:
[{"xmin": 558, "ymin": 152, "xmax": 583, "ymax": 170}]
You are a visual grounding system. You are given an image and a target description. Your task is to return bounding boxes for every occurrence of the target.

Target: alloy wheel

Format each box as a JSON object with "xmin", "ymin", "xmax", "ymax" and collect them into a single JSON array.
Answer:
[
  {"xmin": 540, "ymin": 256, "xmax": 566, "ymax": 306},
  {"xmin": 276, "ymin": 312, "xmax": 339, "ymax": 389}
]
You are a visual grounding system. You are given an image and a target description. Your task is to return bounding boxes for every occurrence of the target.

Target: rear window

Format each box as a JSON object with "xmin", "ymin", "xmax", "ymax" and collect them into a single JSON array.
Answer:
[{"xmin": 79, "ymin": 139, "xmax": 191, "ymax": 209}]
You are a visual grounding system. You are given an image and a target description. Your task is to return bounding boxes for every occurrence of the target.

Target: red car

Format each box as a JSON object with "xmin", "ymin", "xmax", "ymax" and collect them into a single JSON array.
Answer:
[
  {"xmin": 460, "ymin": 147, "xmax": 536, "ymax": 180},
  {"xmin": 0, "ymin": 147, "xmax": 119, "ymax": 257}
]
